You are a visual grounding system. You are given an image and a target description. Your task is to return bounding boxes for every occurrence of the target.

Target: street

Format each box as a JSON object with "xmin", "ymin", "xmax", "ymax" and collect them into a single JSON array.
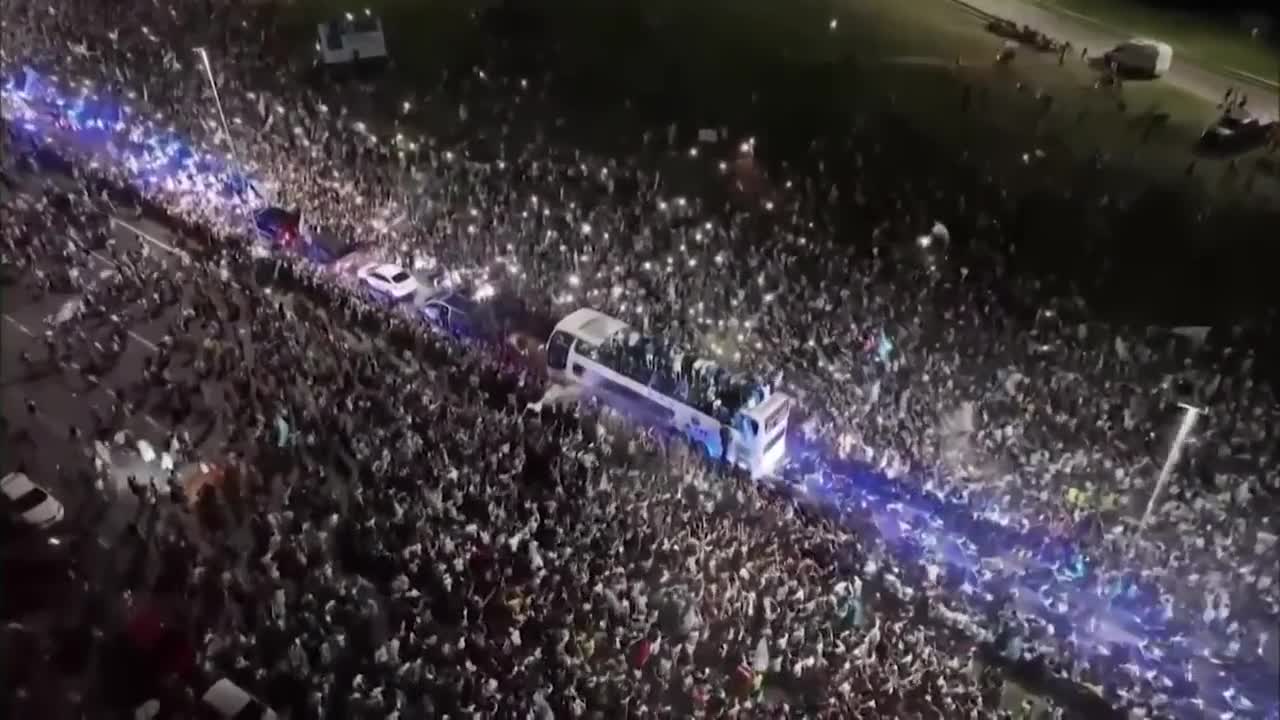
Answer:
[{"xmin": 951, "ymin": 0, "xmax": 1280, "ymax": 108}]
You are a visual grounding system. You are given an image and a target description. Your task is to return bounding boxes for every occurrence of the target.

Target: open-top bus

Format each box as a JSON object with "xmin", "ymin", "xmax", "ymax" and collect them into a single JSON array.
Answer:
[{"xmin": 546, "ymin": 308, "xmax": 791, "ymax": 478}]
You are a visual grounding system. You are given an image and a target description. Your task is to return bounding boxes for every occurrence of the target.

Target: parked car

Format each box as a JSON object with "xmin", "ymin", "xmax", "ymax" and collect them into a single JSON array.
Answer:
[
  {"xmin": 302, "ymin": 228, "xmax": 359, "ymax": 264},
  {"xmin": 1104, "ymin": 38, "xmax": 1173, "ymax": 78},
  {"xmin": 0, "ymin": 472, "xmax": 64, "ymax": 529},
  {"xmin": 421, "ymin": 289, "xmax": 483, "ymax": 338},
  {"xmin": 252, "ymin": 207, "xmax": 301, "ymax": 246},
  {"xmin": 1198, "ymin": 109, "xmax": 1277, "ymax": 154},
  {"xmin": 201, "ymin": 678, "xmax": 278, "ymax": 720},
  {"xmin": 356, "ymin": 262, "xmax": 419, "ymax": 301}
]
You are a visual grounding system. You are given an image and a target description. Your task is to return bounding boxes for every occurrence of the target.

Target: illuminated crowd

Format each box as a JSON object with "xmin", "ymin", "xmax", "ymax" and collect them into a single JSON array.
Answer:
[{"xmin": 2, "ymin": 0, "xmax": 1277, "ymax": 718}]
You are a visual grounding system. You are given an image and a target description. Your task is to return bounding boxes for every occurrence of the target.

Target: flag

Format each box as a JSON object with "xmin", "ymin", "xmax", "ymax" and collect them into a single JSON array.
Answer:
[
  {"xmin": 941, "ymin": 401, "xmax": 976, "ymax": 436},
  {"xmin": 1114, "ymin": 336, "xmax": 1131, "ymax": 363},
  {"xmin": 878, "ymin": 331, "xmax": 895, "ymax": 360},
  {"xmin": 1170, "ymin": 325, "xmax": 1210, "ymax": 347},
  {"xmin": 275, "ymin": 415, "xmax": 291, "ymax": 447},
  {"xmin": 752, "ymin": 637, "xmax": 769, "ymax": 673},
  {"xmin": 632, "ymin": 638, "xmax": 653, "ymax": 668}
]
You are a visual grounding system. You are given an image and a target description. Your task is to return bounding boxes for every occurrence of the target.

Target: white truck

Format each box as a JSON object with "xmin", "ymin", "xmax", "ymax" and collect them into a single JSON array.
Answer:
[{"xmin": 1104, "ymin": 38, "xmax": 1173, "ymax": 78}]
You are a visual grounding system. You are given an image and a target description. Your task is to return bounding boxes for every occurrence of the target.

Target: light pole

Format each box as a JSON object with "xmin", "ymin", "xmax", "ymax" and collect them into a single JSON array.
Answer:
[
  {"xmin": 194, "ymin": 47, "xmax": 240, "ymax": 170},
  {"xmin": 1135, "ymin": 402, "xmax": 1205, "ymax": 545}
]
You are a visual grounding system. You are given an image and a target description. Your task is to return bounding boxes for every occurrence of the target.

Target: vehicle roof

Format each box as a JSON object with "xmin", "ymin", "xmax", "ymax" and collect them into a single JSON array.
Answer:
[
  {"xmin": 0, "ymin": 472, "xmax": 36, "ymax": 497},
  {"xmin": 202, "ymin": 678, "xmax": 251, "ymax": 715},
  {"xmin": 742, "ymin": 389, "xmax": 793, "ymax": 420},
  {"xmin": 369, "ymin": 263, "xmax": 408, "ymax": 277},
  {"xmin": 555, "ymin": 308, "xmax": 630, "ymax": 346},
  {"xmin": 253, "ymin": 207, "xmax": 296, "ymax": 225},
  {"xmin": 1123, "ymin": 38, "xmax": 1172, "ymax": 52},
  {"xmin": 428, "ymin": 291, "xmax": 478, "ymax": 314}
]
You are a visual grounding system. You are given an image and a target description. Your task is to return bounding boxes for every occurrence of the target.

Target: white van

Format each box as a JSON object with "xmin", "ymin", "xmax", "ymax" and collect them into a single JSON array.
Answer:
[
  {"xmin": 201, "ymin": 679, "xmax": 278, "ymax": 720},
  {"xmin": 1105, "ymin": 39, "xmax": 1173, "ymax": 78}
]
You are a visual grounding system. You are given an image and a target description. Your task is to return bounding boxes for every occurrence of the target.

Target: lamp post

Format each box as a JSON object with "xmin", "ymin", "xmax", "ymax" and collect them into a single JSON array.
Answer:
[
  {"xmin": 1135, "ymin": 402, "xmax": 1205, "ymax": 545},
  {"xmin": 194, "ymin": 47, "xmax": 240, "ymax": 170}
]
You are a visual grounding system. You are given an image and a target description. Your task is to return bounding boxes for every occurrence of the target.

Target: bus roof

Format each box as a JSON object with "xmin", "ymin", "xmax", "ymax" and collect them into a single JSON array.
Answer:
[{"xmin": 555, "ymin": 308, "xmax": 630, "ymax": 346}]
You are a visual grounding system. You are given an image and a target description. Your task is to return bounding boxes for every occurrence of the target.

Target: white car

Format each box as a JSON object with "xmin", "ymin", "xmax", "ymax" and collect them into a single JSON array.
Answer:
[
  {"xmin": 0, "ymin": 472, "xmax": 65, "ymax": 529},
  {"xmin": 356, "ymin": 262, "xmax": 419, "ymax": 301}
]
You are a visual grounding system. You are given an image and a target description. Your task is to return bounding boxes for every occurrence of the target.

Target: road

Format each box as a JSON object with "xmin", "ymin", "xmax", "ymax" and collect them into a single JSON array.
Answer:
[
  {"xmin": 0, "ymin": 161, "xmax": 399, "ymax": 715},
  {"xmin": 951, "ymin": 0, "xmax": 1279, "ymax": 111}
]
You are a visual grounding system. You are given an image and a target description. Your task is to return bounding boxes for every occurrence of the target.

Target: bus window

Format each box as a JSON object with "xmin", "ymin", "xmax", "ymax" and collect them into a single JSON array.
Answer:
[
  {"xmin": 547, "ymin": 331, "xmax": 573, "ymax": 371},
  {"xmin": 597, "ymin": 377, "xmax": 676, "ymax": 423},
  {"xmin": 571, "ymin": 363, "xmax": 585, "ymax": 378},
  {"xmin": 325, "ymin": 22, "xmax": 344, "ymax": 51},
  {"xmin": 765, "ymin": 403, "xmax": 788, "ymax": 432}
]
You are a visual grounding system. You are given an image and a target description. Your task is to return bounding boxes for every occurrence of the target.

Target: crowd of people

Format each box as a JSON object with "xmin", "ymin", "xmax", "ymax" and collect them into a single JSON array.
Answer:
[
  {"xmin": 6, "ymin": 172, "xmax": 1027, "ymax": 719},
  {"xmin": 2, "ymin": 0, "xmax": 1278, "ymax": 718}
]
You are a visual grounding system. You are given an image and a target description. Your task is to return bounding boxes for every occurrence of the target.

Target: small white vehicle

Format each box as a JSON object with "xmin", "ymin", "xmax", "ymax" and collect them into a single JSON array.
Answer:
[
  {"xmin": 356, "ymin": 262, "xmax": 419, "ymax": 301},
  {"xmin": 0, "ymin": 472, "xmax": 65, "ymax": 528},
  {"xmin": 1104, "ymin": 38, "xmax": 1173, "ymax": 78},
  {"xmin": 200, "ymin": 678, "xmax": 278, "ymax": 720}
]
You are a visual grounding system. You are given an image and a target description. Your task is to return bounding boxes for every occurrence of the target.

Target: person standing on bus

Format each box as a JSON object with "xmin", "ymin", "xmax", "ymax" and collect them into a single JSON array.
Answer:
[{"xmin": 720, "ymin": 424, "xmax": 732, "ymax": 463}]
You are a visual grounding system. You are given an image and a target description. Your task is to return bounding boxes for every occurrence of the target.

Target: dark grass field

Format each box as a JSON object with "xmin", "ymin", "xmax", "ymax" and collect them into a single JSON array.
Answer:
[{"xmin": 282, "ymin": 0, "xmax": 1280, "ymax": 325}]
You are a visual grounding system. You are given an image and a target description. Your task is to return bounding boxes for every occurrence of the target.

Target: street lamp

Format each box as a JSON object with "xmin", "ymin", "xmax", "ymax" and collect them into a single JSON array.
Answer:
[
  {"xmin": 1135, "ymin": 402, "xmax": 1205, "ymax": 544},
  {"xmin": 194, "ymin": 47, "xmax": 240, "ymax": 170}
]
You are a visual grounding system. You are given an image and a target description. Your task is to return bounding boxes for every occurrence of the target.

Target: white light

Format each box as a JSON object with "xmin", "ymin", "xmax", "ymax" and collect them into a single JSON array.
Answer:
[
  {"xmin": 688, "ymin": 146, "xmax": 699, "ymax": 158},
  {"xmin": 568, "ymin": 274, "xmax": 581, "ymax": 287},
  {"xmin": 764, "ymin": 200, "xmax": 774, "ymax": 211},
  {"xmin": 718, "ymin": 161, "xmax": 728, "ymax": 173},
  {"xmin": 580, "ymin": 223, "xmax": 592, "ymax": 235},
  {"xmin": 444, "ymin": 151, "xmax": 454, "ymax": 162},
  {"xmin": 917, "ymin": 235, "xmax": 932, "ymax": 249},
  {"xmin": 739, "ymin": 141, "xmax": 750, "ymax": 154},
  {"xmin": 474, "ymin": 283, "xmax": 496, "ymax": 301},
  {"xmin": 402, "ymin": 101, "xmax": 412, "ymax": 113},
  {"xmin": 830, "ymin": 18, "xmax": 838, "ymax": 30}
]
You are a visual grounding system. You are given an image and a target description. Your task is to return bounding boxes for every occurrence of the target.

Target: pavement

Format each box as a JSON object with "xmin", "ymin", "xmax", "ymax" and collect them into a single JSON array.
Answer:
[{"xmin": 948, "ymin": 0, "xmax": 1280, "ymax": 110}]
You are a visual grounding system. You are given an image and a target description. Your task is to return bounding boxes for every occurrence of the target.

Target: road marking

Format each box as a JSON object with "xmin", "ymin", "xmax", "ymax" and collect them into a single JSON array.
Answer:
[
  {"xmin": 128, "ymin": 330, "xmax": 158, "ymax": 351},
  {"xmin": 1228, "ymin": 67, "xmax": 1280, "ymax": 91},
  {"xmin": 89, "ymin": 249, "xmax": 117, "ymax": 266},
  {"xmin": 110, "ymin": 217, "xmax": 191, "ymax": 261},
  {"xmin": 3, "ymin": 314, "xmax": 35, "ymax": 336}
]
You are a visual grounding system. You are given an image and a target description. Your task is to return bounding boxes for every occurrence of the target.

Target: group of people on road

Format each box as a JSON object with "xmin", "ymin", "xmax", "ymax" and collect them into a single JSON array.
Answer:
[
  {"xmin": 7, "ymin": 174, "xmax": 1024, "ymax": 719},
  {"xmin": 2, "ymin": 0, "xmax": 1278, "ymax": 717}
]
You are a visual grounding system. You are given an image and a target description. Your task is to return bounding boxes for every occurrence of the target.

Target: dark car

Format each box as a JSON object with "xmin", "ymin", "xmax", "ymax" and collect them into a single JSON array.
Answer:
[
  {"xmin": 252, "ymin": 207, "xmax": 301, "ymax": 246},
  {"xmin": 302, "ymin": 228, "xmax": 358, "ymax": 264},
  {"xmin": 1197, "ymin": 111, "xmax": 1277, "ymax": 155},
  {"xmin": 421, "ymin": 290, "xmax": 483, "ymax": 339}
]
